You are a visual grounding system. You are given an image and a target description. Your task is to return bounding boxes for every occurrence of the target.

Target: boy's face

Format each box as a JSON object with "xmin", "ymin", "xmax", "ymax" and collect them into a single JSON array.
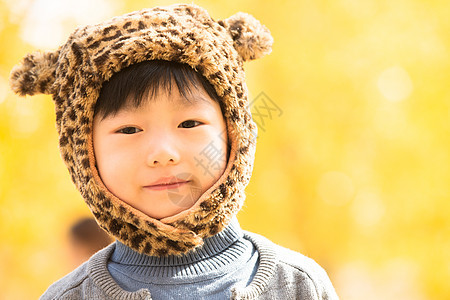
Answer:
[{"xmin": 93, "ymin": 85, "xmax": 228, "ymax": 220}]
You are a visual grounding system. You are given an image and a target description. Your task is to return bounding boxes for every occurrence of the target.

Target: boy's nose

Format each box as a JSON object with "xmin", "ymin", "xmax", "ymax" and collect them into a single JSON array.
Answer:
[
  {"xmin": 146, "ymin": 139, "xmax": 180, "ymax": 167},
  {"xmin": 148, "ymin": 156, "xmax": 178, "ymax": 167}
]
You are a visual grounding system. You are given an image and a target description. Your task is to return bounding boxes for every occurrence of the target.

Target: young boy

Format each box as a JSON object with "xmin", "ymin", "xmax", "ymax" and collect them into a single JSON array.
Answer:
[{"xmin": 10, "ymin": 4, "xmax": 338, "ymax": 299}]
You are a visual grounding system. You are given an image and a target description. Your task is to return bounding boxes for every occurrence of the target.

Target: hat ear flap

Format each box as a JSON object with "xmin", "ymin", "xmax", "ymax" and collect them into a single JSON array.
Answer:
[
  {"xmin": 219, "ymin": 12, "xmax": 273, "ymax": 62},
  {"xmin": 10, "ymin": 50, "xmax": 60, "ymax": 96}
]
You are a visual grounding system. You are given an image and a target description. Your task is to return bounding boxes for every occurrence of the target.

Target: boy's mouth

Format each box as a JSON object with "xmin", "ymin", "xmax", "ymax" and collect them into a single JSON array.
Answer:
[{"xmin": 144, "ymin": 176, "xmax": 190, "ymax": 191}]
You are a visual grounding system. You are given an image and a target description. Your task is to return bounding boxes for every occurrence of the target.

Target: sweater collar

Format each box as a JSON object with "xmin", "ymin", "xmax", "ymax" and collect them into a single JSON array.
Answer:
[{"xmin": 87, "ymin": 229, "xmax": 278, "ymax": 299}]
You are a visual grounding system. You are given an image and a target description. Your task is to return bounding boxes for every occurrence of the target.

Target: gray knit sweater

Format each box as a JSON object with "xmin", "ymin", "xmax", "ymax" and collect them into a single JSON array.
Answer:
[{"xmin": 40, "ymin": 225, "xmax": 338, "ymax": 300}]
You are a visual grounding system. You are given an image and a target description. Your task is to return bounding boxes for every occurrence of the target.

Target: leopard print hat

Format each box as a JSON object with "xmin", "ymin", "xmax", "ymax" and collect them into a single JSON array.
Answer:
[{"xmin": 9, "ymin": 4, "xmax": 273, "ymax": 256}]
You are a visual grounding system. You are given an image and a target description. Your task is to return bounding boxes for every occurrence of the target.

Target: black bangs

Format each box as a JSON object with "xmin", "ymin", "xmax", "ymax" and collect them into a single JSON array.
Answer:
[{"xmin": 94, "ymin": 60, "xmax": 224, "ymax": 119}]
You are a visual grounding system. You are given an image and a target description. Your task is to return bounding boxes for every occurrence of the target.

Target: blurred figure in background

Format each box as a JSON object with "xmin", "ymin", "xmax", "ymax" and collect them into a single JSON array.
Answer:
[{"xmin": 68, "ymin": 217, "xmax": 113, "ymax": 268}]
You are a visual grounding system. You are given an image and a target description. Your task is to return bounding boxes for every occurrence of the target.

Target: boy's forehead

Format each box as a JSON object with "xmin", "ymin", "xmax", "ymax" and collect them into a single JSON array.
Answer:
[{"xmin": 121, "ymin": 88, "xmax": 216, "ymax": 112}]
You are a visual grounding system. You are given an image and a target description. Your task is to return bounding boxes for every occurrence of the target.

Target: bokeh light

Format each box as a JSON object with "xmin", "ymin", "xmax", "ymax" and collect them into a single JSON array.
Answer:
[
  {"xmin": 377, "ymin": 66, "xmax": 413, "ymax": 102},
  {"xmin": 351, "ymin": 190, "xmax": 385, "ymax": 229},
  {"xmin": 16, "ymin": 0, "xmax": 121, "ymax": 48}
]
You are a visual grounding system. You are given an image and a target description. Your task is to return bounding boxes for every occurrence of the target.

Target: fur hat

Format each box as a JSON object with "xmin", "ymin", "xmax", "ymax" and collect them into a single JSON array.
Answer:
[{"xmin": 10, "ymin": 4, "xmax": 273, "ymax": 256}]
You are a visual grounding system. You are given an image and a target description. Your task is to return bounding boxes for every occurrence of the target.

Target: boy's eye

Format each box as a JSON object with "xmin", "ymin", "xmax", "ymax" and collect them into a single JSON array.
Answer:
[
  {"xmin": 117, "ymin": 127, "xmax": 142, "ymax": 134},
  {"xmin": 179, "ymin": 120, "xmax": 202, "ymax": 128}
]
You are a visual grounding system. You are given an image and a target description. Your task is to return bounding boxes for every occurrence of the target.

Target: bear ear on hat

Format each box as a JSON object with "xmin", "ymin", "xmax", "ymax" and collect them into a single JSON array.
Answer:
[
  {"xmin": 218, "ymin": 12, "xmax": 273, "ymax": 62},
  {"xmin": 10, "ymin": 49, "xmax": 60, "ymax": 97}
]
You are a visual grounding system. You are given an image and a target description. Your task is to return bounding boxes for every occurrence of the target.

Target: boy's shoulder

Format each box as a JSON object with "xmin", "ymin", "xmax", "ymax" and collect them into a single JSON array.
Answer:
[
  {"xmin": 39, "ymin": 243, "xmax": 151, "ymax": 300},
  {"xmin": 240, "ymin": 231, "xmax": 339, "ymax": 300},
  {"xmin": 39, "ymin": 259, "xmax": 90, "ymax": 300},
  {"xmin": 243, "ymin": 230, "xmax": 330, "ymax": 274}
]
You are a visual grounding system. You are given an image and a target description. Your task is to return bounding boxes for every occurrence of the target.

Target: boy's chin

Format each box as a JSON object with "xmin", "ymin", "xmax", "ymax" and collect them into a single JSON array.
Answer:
[{"xmin": 140, "ymin": 194, "xmax": 202, "ymax": 220}]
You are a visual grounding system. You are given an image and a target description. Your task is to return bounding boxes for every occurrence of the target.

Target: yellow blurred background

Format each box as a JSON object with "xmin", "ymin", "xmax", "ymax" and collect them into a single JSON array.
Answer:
[{"xmin": 1, "ymin": 0, "xmax": 449, "ymax": 299}]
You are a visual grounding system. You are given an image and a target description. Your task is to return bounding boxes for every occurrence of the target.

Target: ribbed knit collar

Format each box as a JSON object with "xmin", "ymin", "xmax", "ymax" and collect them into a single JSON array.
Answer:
[
  {"xmin": 108, "ymin": 218, "xmax": 251, "ymax": 281},
  {"xmin": 87, "ymin": 229, "xmax": 278, "ymax": 299}
]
